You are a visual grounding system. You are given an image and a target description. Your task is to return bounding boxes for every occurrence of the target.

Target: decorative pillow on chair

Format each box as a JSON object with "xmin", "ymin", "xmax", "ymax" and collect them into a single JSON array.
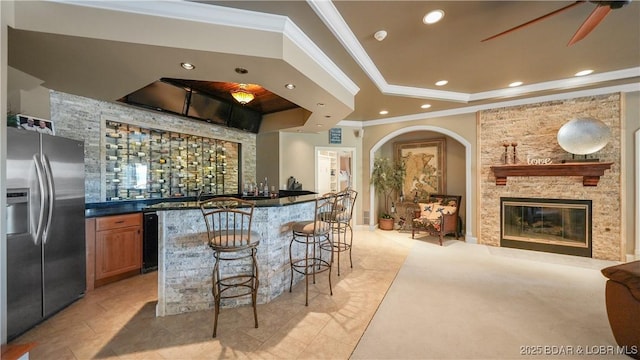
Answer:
[
  {"xmin": 441, "ymin": 199, "xmax": 458, "ymax": 208},
  {"xmin": 419, "ymin": 203, "xmax": 442, "ymax": 220},
  {"xmin": 437, "ymin": 205, "xmax": 457, "ymax": 216}
]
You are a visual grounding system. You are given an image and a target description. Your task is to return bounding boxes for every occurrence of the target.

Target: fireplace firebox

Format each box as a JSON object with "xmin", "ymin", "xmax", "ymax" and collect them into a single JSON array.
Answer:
[{"xmin": 500, "ymin": 198, "xmax": 592, "ymax": 257}]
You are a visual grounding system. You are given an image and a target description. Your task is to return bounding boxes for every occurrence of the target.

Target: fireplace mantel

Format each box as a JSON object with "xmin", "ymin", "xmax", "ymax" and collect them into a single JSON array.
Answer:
[{"xmin": 490, "ymin": 162, "xmax": 613, "ymax": 186}]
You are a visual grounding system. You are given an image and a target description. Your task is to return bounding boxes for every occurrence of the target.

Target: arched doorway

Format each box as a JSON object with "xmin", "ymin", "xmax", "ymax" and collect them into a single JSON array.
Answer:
[{"xmin": 368, "ymin": 125, "xmax": 475, "ymax": 243}]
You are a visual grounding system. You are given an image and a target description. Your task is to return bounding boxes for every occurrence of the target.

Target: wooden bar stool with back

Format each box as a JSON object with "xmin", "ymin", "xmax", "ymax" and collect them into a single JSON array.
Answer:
[{"xmin": 199, "ymin": 196, "xmax": 260, "ymax": 337}]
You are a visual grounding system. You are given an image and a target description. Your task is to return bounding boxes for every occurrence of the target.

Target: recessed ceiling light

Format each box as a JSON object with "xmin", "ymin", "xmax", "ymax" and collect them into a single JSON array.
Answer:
[
  {"xmin": 421, "ymin": 104, "xmax": 432, "ymax": 109},
  {"xmin": 575, "ymin": 69, "xmax": 594, "ymax": 77},
  {"xmin": 423, "ymin": 10, "xmax": 445, "ymax": 24},
  {"xmin": 234, "ymin": 67, "xmax": 249, "ymax": 74},
  {"xmin": 317, "ymin": 103, "xmax": 325, "ymax": 107},
  {"xmin": 180, "ymin": 62, "xmax": 195, "ymax": 70},
  {"xmin": 435, "ymin": 80, "xmax": 448, "ymax": 86},
  {"xmin": 316, "ymin": 124, "xmax": 323, "ymax": 127},
  {"xmin": 285, "ymin": 83, "xmax": 296, "ymax": 90},
  {"xmin": 374, "ymin": 30, "xmax": 388, "ymax": 41},
  {"xmin": 509, "ymin": 81, "xmax": 523, "ymax": 87},
  {"xmin": 379, "ymin": 110, "xmax": 389, "ymax": 115}
]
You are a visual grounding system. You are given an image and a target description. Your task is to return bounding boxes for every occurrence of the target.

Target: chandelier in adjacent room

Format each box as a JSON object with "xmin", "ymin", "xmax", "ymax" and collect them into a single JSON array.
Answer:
[{"xmin": 230, "ymin": 84, "xmax": 255, "ymax": 105}]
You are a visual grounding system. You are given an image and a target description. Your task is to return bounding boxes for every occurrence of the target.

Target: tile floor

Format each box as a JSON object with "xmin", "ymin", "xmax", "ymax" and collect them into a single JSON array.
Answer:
[{"xmin": 11, "ymin": 229, "xmax": 416, "ymax": 359}]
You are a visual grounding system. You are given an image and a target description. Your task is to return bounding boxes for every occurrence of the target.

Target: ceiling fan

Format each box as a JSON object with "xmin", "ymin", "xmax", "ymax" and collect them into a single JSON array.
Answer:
[{"xmin": 481, "ymin": 0, "xmax": 632, "ymax": 46}]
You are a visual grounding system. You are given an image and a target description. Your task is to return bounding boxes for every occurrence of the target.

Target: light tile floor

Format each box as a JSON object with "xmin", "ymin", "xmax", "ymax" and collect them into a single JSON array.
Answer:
[{"xmin": 11, "ymin": 229, "xmax": 417, "ymax": 359}]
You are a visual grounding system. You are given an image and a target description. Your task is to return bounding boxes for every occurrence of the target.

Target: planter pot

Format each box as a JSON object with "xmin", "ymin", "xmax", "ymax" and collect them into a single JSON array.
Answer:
[{"xmin": 378, "ymin": 217, "xmax": 395, "ymax": 230}]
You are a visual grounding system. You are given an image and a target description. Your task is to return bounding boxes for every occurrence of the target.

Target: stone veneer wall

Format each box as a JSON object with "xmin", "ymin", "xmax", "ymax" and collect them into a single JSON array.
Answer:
[
  {"xmin": 479, "ymin": 93, "xmax": 622, "ymax": 261},
  {"xmin": 156, "ymin": 201, "xmax": 317, "ymax": 315},
  {"xmin": 49, "ymin": 91, "xmax": 257, "ymax": 203}
]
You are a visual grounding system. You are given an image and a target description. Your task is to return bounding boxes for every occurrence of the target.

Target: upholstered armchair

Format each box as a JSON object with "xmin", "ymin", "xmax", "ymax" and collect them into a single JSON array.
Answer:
[{"xmin": 411, "ymin": 194, "xmax": 461, "ymax": 246}]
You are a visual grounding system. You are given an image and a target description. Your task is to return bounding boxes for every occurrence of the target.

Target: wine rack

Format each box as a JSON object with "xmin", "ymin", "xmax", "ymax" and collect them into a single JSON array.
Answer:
[{"xmin": 103, "ymin": 121, "xmax": 239, "ymax": 201}]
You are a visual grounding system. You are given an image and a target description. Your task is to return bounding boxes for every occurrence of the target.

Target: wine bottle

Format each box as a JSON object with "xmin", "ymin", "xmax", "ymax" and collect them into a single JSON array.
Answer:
[
  {"xmin": 263, "ymin": 177, "xmax": 269, "ymax": 197},
  {"xmin": 106, "ymin": 155, "xmax": 118, "ymax": 161}
]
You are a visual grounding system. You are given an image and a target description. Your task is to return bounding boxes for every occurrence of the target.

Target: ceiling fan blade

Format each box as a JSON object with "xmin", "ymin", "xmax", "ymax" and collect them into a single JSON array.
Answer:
[
  {"xmin": 567, "ymin": 4, "xmax": 612, "ymax": 46},
  {"xmin": 482, "ymin": 1, "xmax": 585, "ymax": 42}
]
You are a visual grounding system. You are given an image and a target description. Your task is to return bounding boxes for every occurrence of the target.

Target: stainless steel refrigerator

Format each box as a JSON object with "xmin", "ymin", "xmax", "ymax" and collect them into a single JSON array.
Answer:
[{"xmin": 6, "ymin": 127, "xmax": 86, "ymax": 340}]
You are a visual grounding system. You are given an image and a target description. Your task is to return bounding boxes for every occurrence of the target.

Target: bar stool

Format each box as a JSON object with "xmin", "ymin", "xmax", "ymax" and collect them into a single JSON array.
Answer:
[
  {"xmin": 322, "ymin": 189, "xmax": 358, "ymax": 276},
  {"xmin": 199, "ymin": 197, "xmax": 259, "ymax": 337},
  {"xmin": 289, "ymin": 193, "xmax": 336, "ymax": 306}
]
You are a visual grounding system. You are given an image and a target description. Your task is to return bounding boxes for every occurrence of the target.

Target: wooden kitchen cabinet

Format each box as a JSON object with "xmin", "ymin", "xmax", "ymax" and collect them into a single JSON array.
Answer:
[{"xmin": 94, "ymin": 213, "xmax": 142, "ymax": 286}]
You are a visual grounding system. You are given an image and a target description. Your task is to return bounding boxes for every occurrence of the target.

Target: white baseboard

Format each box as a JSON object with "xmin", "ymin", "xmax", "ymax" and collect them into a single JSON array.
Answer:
[
  {"xmin": 627, "ymin": 253, "xmax": 639, "ymax": 262},
  {"xmin": 465, "ymin": 236, "xmax": 478, "ymax": 244}
]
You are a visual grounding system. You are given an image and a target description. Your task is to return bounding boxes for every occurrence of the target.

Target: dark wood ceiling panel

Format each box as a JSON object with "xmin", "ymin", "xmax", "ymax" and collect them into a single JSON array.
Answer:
[{"xmin": 163, "ymin": 79, "xmax": 299, "ymax": 115}]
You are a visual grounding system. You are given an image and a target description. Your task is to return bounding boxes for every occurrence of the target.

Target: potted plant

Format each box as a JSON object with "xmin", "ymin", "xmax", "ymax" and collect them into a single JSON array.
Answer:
[{"xmin": 370, "ymin": 157, "xmax": 406, "ymax": 230}]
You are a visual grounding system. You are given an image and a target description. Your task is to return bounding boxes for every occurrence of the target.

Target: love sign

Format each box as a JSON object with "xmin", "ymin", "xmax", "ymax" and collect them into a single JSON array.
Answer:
[{"xmin": 527, "ymin": 156, "xmax": 552, "ymax": 165}]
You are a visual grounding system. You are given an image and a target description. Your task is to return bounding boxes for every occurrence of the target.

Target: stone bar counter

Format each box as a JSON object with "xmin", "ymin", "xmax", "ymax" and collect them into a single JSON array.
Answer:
[{"xmin": 145, "ymin": 194, "xmax": 320, "ymax": 316}]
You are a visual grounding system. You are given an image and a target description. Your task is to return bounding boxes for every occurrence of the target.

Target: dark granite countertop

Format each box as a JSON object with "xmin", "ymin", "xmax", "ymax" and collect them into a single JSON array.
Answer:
[
  {"xmin": 85, "ymin": 191, "xmax": 318, "ymax": 218},
  {"xmin": 144, "ymin": 194, "xmax": 319, "ymax": 211}
]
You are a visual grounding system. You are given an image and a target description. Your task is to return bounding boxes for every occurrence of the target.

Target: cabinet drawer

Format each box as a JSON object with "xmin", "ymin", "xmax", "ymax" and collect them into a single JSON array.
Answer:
[{"xmin": 96, "ymin": 213, "xmax": 141, "ymax": 231}]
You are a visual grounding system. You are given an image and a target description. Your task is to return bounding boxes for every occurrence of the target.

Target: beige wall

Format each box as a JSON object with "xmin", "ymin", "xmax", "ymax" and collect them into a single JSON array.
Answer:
[
  {"xmin": 372, "ymin": 131, "xmax": 466, "ymax": 221},
  {"xmin": 362, "ymin": 113, "xmax": 477, "ymax": 237},
  {"xmin": 278, "ymin": 127, "xmax": 363, "ymax": 217},
  {"xmin": 256, "ymin": 131, "xmax": 280, "ymax": 190},
  {"xmin": 7, "ymin": 67, "xmax": 50, "ymax": 119},
  {"xmin": 623, "ymin": 91, "xmax": 639, "ymax": 257}
]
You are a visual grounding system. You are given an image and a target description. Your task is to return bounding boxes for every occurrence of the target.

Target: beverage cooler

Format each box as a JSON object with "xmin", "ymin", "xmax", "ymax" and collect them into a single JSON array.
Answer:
[{"xmin": 142, "ymin": 211, "xmax": 158, "ymax": 273}]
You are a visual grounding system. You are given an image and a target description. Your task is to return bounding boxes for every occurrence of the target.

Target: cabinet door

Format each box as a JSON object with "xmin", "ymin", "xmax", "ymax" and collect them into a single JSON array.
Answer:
[{"xmin": 95, "ymin": 226, "xmax": 141, "ymax": 280}]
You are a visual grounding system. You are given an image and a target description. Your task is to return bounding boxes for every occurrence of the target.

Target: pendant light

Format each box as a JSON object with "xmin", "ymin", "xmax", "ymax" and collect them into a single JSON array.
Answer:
[{"xmin": 231, "ymin": 84, "xmax": 255, "ymax": 105}]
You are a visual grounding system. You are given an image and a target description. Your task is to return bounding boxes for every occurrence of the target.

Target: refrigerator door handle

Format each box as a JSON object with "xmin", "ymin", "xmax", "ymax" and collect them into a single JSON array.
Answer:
[
  {"xmin": 32, "ymin": 154, "xmax": 47, "ymax": 245},
  {"xmin": 41, "ymin": 154, "xmax": 55, "ymax": 245}
]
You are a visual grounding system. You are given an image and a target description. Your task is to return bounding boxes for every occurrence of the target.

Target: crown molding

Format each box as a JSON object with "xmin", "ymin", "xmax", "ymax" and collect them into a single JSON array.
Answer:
[
  {"xmin": 52, "ymin": 0, "xmax": 359, "ymax": 96},
  {"xmin": 310, "ymin": 0, "xmax": 640, "ymax": 103},
  {"xmin": 341, "ymin": 83, "xmax": 640, "ymax": 127}
]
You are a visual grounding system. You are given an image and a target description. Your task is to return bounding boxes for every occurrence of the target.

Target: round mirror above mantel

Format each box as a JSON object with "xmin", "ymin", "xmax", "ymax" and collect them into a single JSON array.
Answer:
[{"xmin": 557, "ymin": 117, "xmax": 611, "ymax": 161}]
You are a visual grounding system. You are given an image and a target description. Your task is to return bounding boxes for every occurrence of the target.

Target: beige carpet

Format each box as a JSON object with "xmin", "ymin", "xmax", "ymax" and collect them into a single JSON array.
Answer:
[{"xmin": 352, "ymin": 237, "xmax": 628, "ymax": 359}]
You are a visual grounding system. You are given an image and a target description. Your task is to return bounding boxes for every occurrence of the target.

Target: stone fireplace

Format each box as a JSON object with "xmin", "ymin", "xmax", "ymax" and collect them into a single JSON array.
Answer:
[
  {"xmin": 479, "ymin": 93, "xmax": 622, "ymax": 261},
  {"xmin": 501, "ymin": 198, "xmax": 592, "ymax": 257}
]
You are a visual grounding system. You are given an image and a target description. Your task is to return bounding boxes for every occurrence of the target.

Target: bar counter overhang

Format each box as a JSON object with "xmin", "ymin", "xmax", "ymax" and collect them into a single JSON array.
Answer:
[{"xmin": 147, "ymin": 194, "xmax": 320, "ymax": 316}]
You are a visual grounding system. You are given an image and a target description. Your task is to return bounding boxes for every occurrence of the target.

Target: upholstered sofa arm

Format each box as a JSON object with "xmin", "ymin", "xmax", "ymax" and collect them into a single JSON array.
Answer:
[
  {"xmin": 602, "ymin": 261, "xmax": 640, "ymax": 301},
  {"xmin": 601, "ymin": 261, "xmax": 640, "ymax": 359}
]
